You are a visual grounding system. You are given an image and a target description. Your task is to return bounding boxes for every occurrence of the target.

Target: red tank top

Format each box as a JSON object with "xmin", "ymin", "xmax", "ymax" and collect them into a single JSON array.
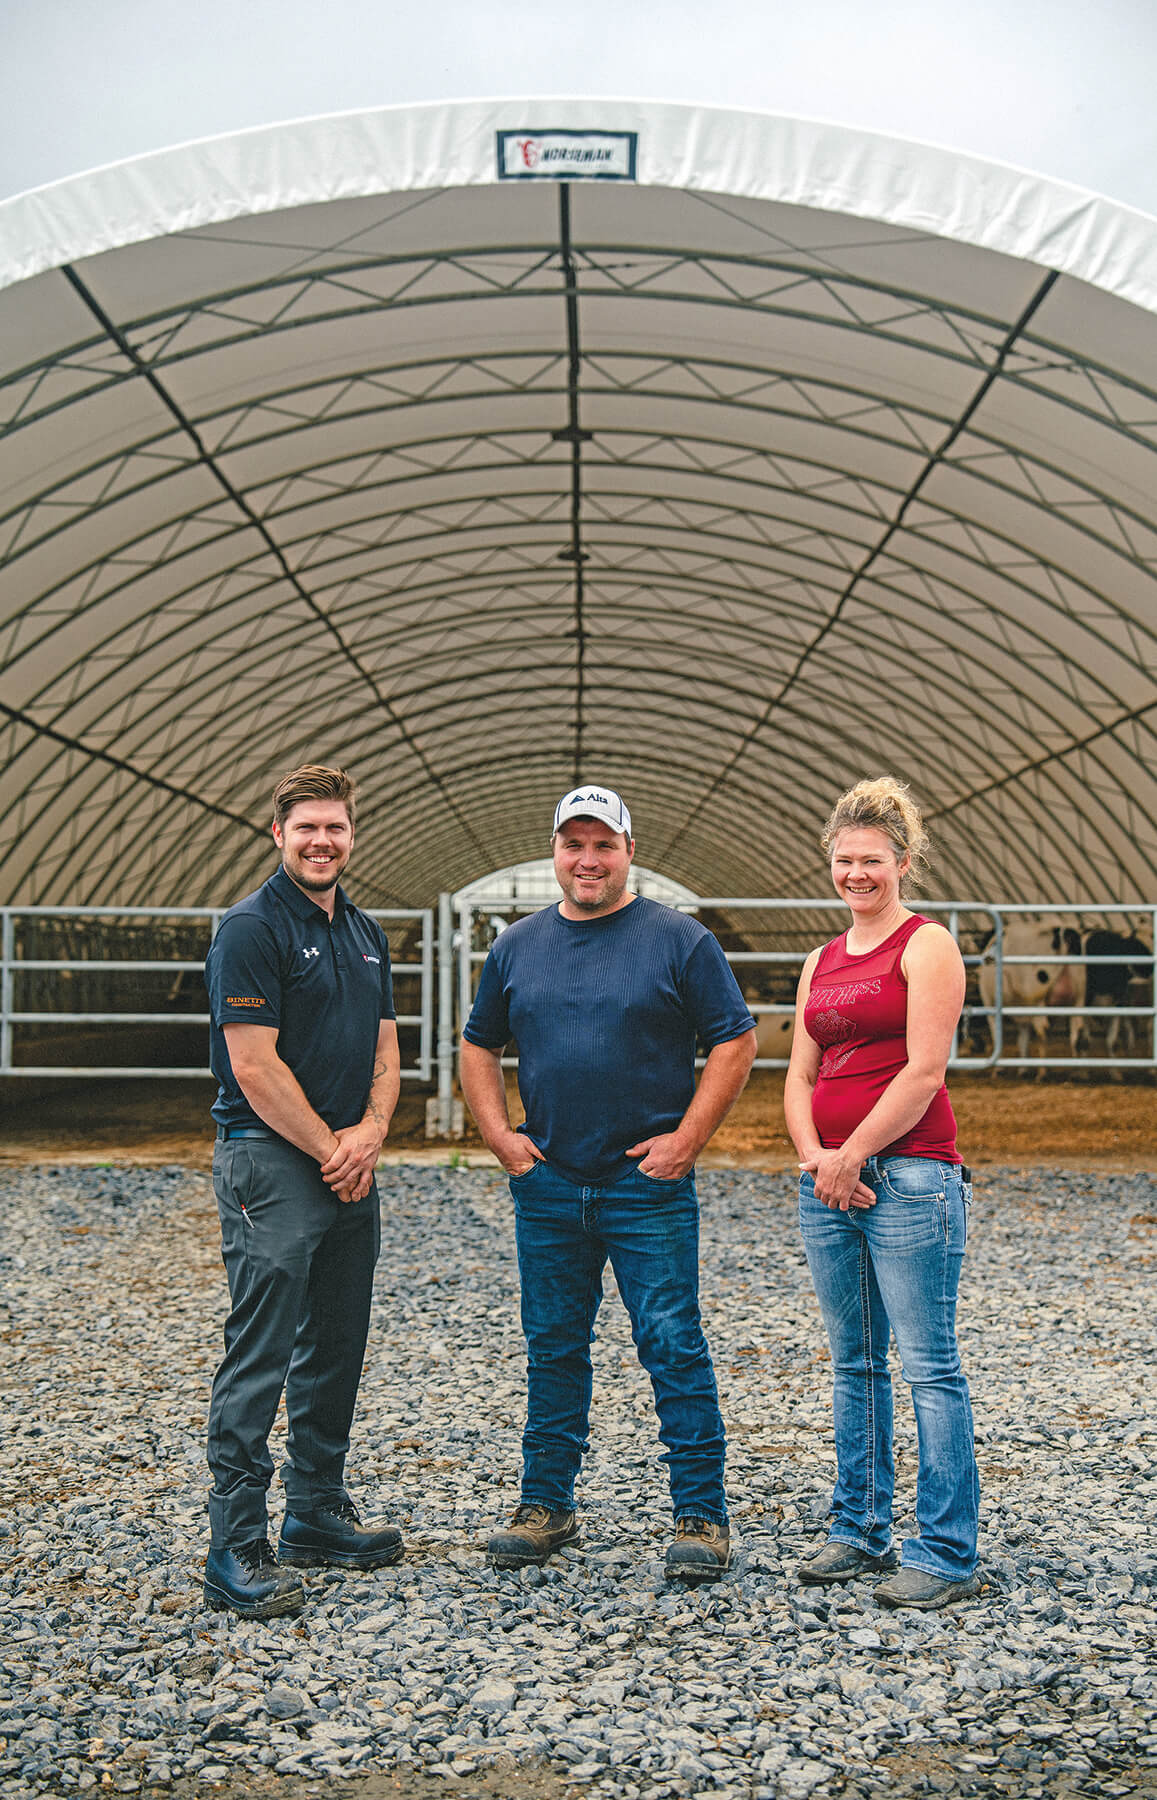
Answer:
[{"xmin": 804, "ymin": 913, "xmax": 961, "ymax": 1163}]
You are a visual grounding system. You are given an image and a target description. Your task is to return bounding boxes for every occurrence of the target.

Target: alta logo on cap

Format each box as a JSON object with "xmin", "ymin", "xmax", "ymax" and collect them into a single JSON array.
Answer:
[{"xmin": 553, "ymin": 785, "xmax": 631, "ymax": 837}]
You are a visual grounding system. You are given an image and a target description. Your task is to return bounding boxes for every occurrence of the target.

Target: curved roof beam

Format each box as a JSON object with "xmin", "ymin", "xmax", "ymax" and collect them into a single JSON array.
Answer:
[{"xmin": 2, "ymin": 101, "xmax": 1156, "ymax": 906}]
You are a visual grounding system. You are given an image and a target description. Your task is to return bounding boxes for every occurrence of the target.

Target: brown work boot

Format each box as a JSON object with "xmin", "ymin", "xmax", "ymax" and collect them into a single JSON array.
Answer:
[
  {"xmin": 486, "ymin": 1503, "xmax": 579, "ymax": 1569},
  {"xmin": 665, "ymin": 1515, "xmax": 731, "ymax": 1583}
]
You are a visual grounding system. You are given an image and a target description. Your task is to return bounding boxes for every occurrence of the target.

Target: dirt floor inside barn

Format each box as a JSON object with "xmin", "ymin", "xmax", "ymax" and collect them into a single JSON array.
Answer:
[{"xmin": 0, "ymin": 1068, "xmax": 1152, "ymax": 1171}]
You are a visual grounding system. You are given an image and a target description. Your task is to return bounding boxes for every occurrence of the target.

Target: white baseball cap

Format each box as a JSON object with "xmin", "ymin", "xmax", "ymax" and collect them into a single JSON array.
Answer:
[{"xmin": 552, "ymin": 785, "xmax": 633, "ymax": 840}]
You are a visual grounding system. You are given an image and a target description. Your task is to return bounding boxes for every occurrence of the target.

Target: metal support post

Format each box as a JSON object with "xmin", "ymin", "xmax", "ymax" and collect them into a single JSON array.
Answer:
[
  {"xmin": 1, "ymin": 910, "xmax": 13, "ymax": 1076},
  {"xmin": 418, "ymin": 906, "xmax": 434, "ymax": 1084},
  {"xmin": 427, "ymin": 892, "xmax": 463, "ymax": 1138}
]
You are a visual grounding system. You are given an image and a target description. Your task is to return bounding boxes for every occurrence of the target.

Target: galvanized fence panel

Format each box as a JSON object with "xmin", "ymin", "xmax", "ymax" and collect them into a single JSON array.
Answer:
[
  {"xmin": 0, "ymin": 905, "xmax": 435, "ymax": 1081},
  {"xmin": 4, "ymin": 898, "xmax": 1152, "ymax": 1091},
  {"xmin": 447, "ymin": 894, "xmax": 1156, "ymax": 1074},
  {"xmin": 967, "ymin": 902, "xmax": 1156, "ymax": 1072}
]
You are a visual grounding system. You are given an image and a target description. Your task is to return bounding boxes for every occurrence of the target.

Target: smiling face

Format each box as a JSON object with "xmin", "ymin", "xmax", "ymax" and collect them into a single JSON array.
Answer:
[
  {"xmin": 273, "ymin": 798, "xmax": 354, "ymax": 903},
  {"xmin": 829, "ymin": 825, "xmax": 909, "ymax": 923},
  {"xmin": 552, "ymin": 816, "xmax": 635, "ymax": 918}
]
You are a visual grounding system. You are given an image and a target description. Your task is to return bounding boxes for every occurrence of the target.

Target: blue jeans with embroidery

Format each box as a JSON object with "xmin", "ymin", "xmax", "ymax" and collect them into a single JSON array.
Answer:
[
  {"xmin": 510, "ymin": 1158, "xmax": 727, "ymax": 1523},
  {"xmin": 799, "ymin": 1155, "xmax": 979, "ymax": 1579}
]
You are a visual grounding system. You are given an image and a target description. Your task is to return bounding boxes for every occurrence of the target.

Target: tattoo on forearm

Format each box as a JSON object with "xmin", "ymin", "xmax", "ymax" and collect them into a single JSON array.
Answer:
[{"xmin": 363, "ymin": 1055, "xmax": 393, "ymax": 1131}]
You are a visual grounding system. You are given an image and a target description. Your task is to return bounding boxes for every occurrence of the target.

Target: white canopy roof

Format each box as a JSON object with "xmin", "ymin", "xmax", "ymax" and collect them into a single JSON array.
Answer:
[{"xmin": 1, "ymin": 100, "xmax": 1155, "ymax": 908}]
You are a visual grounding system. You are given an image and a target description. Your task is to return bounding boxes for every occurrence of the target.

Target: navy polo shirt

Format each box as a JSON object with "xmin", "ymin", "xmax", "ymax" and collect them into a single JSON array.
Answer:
[{"xmin": 206, "ymin": 864, "xmax": 395, "ymax": 1132}]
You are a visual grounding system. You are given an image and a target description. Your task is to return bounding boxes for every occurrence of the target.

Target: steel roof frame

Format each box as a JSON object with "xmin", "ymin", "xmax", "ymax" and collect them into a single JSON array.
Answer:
[{"xmin": 1, "ymin": 172, "xmax": 1155, "ymax": 908}]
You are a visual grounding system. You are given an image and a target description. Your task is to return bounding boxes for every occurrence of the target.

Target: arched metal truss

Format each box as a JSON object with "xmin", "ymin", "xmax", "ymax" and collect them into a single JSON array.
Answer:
[{"xmin": 1, "ymin": 104, "xmax": 1155, "ymax": 909}]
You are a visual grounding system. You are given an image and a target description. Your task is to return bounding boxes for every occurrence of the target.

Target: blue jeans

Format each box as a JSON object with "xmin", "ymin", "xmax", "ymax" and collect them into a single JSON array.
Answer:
[
  {"xmin": 510, "ymin": 1159, "xmax": 727, "ymax": 1523},
  {"xmin": 799, "ymin": 1156, "xmax": 979, "ymax": 1579}
]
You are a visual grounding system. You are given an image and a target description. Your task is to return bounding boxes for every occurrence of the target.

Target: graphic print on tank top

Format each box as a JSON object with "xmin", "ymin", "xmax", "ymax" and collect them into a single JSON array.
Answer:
[{"xmin": 810, "ymin": 977, "xmax": 883, "ymax": 1076}]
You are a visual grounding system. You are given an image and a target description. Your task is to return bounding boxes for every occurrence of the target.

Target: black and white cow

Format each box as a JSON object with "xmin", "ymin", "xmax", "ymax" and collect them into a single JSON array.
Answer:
[
  {"xmin": 1083, "ymin": 928, "xmax": 1154, "ymax": 1056},
  {"xmin": 976, "ymin": 918, "xmax": 1086, "ymax": 1069}
]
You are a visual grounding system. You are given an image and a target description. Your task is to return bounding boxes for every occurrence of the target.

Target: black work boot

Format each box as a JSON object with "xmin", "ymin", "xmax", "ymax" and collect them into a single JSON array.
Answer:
[
  {"xmin": 279, "ymin": 1501, "xmax": 404, "ymax": 1570},
  {"xmin": 487, "ymin": 1504, "xmax": 580, "ymax": 1569},
  {"xmin": 203, "ymin": 1539, "xmax": 305, "ymax": 1618},
  {"xmin": 665, "ymin": 1516, "xmax": 731, "ymax": 1583}
]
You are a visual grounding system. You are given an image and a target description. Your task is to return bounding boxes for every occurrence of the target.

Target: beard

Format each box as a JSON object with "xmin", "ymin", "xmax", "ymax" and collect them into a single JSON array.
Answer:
[
  {"xmin": 561, "ymin": 872, "xmax": 628, "ymax": 913},
  {"xmin": 284, "ymin": 853, "xmax": 346, "ymax": 893}
]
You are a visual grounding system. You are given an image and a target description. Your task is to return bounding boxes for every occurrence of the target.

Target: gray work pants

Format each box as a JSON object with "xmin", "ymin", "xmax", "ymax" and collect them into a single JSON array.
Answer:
[{"xmin": 206, "ymin": 1134, "xmax": 380, "ymax": 1546}]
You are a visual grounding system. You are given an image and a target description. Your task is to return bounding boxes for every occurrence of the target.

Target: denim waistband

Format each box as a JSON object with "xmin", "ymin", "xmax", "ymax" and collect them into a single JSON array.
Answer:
[
  {"xmin": 216, "ymin": 1125, "xmax": 278, "ymax": 1141},
  {"xmin": 869, "ymin": 1153, "xmax": 971, "ymax": 1182}
]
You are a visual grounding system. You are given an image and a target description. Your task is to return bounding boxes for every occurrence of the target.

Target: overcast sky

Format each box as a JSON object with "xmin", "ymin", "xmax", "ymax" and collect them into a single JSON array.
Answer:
[{"xmin": 2, "ymin": 0, "xmax": 1156, "ymax": 216}]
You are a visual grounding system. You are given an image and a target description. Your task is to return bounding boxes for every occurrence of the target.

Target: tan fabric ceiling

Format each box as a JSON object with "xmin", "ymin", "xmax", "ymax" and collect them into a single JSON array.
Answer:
[{"xmin": 1, "ymin": 102, "xmax": 1155, "ymax": 909}]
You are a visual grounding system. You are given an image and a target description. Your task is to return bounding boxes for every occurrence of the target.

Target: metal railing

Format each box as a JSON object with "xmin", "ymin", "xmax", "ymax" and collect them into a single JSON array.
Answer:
[
  {"xmin": 445, "ymin": 894, "xmax": 1156, "ymax": 1085},
  {"xmin": 683, "ymin": 898, "xmax": 1008, "ymax": 1069},
  {"xmin": 3, "ymin": 896, "xmax": 1152, "ymax": 1107},
  {"xmin": 0, "ymin": 905, "xmax": 435, "ymax": 1081},
  {"xmin": 963, "ymin": 902, "xmax": 1156, "ymax": 1072}
]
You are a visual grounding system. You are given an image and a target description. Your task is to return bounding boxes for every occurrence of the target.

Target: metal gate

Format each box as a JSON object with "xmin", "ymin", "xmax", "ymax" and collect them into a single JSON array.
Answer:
[
  {"xmin": 437, "ymin": 893, "xmax": 1156, "ymax": 1120},
  {"xmin": 0, "ymin": 904, "xmax": 435, "ymax": 1082},
  {"xmin": 4, "ymin": 896, "xmax": 1152, "ymax": 1102}
]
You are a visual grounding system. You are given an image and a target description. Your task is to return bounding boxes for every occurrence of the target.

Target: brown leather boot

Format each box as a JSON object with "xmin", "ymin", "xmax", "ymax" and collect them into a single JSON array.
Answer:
[
  {"xmin": 665, "ymin": 1516, "xmax": 730, "ymax": 1583},
  {"xmin": 486, "ymin": 1503, "xmax": 580, "ymax": 1569}
]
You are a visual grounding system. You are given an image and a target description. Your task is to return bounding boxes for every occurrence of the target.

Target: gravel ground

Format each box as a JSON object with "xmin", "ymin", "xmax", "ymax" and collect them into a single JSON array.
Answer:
[{"xmin": 1, "ymin": 1161, "xmax": 1154, "ymax": 1800}]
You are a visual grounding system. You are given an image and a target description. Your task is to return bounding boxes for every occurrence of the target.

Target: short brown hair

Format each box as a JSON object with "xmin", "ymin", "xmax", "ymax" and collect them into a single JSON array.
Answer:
[
  {"xmin": 820, "ymin": 775, "xmax": 930, "ymax": 897},
  {"xmin": 271, "ymin": 765, "xmax": 356, "ymax": 830}
]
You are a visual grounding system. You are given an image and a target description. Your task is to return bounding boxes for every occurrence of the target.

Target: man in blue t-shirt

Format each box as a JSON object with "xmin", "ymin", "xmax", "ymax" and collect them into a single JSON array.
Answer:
[
  {"xmin": 460, "ymin": 785, "xmax": 756, "ymax": 1582},
  {"xmin": 202, "ymin": 765, "xmax": 403, "ymax": 1619}
]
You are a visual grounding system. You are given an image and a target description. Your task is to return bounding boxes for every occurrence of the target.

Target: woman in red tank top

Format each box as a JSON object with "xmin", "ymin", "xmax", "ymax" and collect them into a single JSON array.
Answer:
[{"xmin": 784, "ymin": 777, "xmax": 980, "ymax": 1610}]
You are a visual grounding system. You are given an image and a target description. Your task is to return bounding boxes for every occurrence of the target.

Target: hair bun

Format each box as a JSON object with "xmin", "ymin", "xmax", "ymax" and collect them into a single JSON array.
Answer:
[{"xmin": 819, "ymin": 776, "xmax": 931, "ymax": 896}]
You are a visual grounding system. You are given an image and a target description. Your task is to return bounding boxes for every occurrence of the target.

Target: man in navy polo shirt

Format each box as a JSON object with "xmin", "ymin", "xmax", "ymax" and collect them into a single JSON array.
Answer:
[
  {"xmin": 460, "ymin": 785, "xmax": 757, "ymax": 1582},
  {"xmin": 203, "ymin": 764, "xmax": 402, "ymax": 1618}
]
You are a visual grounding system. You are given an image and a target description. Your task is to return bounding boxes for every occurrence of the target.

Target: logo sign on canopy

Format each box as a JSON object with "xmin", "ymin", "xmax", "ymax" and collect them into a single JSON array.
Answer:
[{"xmin": 496, "ymin": 129, "xmax": 638, "ymax": 181}]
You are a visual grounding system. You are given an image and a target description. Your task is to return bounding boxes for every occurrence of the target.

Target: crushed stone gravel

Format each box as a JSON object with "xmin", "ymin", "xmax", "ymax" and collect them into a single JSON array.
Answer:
[{"xmin": 0, "ymin": 1160, "xmax": 1154, "ymax": 1800}]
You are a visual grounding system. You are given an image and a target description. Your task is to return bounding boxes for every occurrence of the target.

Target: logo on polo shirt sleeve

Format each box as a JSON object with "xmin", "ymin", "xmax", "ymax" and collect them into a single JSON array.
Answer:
[{"xmin": 225, "ymin": 995, "xmax": 266, "ymax": 1008}]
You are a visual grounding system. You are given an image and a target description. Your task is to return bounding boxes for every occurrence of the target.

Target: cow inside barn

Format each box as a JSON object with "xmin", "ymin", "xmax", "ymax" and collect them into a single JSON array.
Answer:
[
  {"xmin": 751, "ymin": 1007, "xmax": 795, "ymax": 1063},
  {"xmin": 1084, "ymin": 927, "xmax": 1154, "ymax": 1056},
  {"xmin": 976, "ymin": 917, "xmax": 1087, "ymax": 1070}
]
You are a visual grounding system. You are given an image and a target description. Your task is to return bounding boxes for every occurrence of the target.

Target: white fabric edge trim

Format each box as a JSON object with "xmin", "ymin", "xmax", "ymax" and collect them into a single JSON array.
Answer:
[{"xmin": 1, "ymin": 96, "xmax": 1155, "ymax": 315}]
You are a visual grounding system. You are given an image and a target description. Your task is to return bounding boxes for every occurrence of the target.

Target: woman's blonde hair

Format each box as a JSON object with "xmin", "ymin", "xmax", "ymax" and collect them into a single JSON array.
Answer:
[{"xmin": 820, "ymin": 776, "xmax": 930, "ymax": 896}]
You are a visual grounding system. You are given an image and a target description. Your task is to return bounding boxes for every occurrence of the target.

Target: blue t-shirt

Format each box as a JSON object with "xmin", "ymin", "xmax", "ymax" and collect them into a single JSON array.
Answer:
[
  {"xmin": 205, "ymin": 864, "xmax": 395, "ymax": 1132},
  {"xmin": 462, "ymin": 896, "xmax": 755, "ymax": 1183}
]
